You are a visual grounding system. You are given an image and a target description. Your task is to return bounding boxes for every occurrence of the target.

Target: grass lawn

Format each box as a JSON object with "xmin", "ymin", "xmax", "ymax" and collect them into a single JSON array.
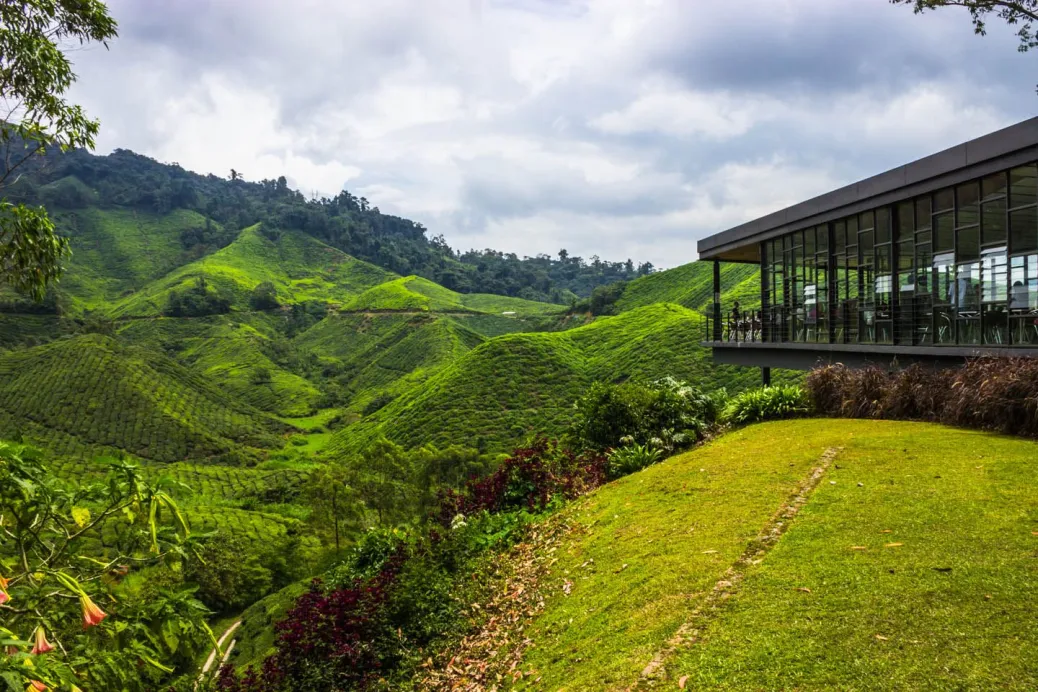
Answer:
[
  {"xmin": 507, "ymin": 419, "xmax": 1038, "ymax": 691},
  {"xmin": 513, "ymin": 419, "xmax": 870, "ymax": 690},
  {"xmin": 669, "ymin": 421, "xmax": 1038, "ymax": 691}
]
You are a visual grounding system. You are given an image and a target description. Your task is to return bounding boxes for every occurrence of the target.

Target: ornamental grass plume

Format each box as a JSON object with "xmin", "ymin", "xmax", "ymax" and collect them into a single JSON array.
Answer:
[
  {"xmin": 79, "ymin": 594, "xmax": 106, "ymax": 629},
  {"xmin": 31, "ymin": 626, "xmax": 54, "ymax": 655}
]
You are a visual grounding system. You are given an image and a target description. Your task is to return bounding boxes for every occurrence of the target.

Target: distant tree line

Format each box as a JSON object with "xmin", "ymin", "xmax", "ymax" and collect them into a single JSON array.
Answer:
[{"xmin": 7, "ymin": 148, "xmax": 654, "ymax": 303}]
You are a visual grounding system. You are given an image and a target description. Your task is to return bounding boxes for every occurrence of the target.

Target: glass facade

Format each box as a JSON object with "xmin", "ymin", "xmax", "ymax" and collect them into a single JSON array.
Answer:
[{"xmin": 760, "ymin": 162, "xmax": 1038, "ymax": 347}]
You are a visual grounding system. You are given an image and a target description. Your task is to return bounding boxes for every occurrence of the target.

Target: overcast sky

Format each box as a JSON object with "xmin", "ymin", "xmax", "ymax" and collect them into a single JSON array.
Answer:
[{"xmin": 67, "ymin": 0, "xmax": 1036, "ymax": 268}]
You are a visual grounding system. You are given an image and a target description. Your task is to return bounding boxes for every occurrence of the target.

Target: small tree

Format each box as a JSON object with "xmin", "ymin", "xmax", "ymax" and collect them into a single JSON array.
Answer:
[
  {"xmin": 304, "ymin": 464, "xmax": 362, "ymax": 551},
  {"xmin": 0, "ymin": 0, "xmax": 118, "ymax": 300},
  {"xmin": 249, "ymin": 280, "xmax": 280, "ymax": 310}
]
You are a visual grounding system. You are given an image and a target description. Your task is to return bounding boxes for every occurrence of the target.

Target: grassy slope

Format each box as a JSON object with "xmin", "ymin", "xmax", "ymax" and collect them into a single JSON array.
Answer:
[
  {"xmin": 0, "ymin": 334, "xmax": 286, "ymax": 463},
  {"xmin": 507, "ymin": 420, "xmax": 1038, "ymax": 690},
  {"xmin": 344, "ymin": 275, "xmax": 563, "ymax": 316},
  {"xmin": 109, "ymin": 225, "xmax": 394, "ymax": 317},
  {"xmin": 118, "ymin": 314, "xmax": 322, "ymax": 417},
  {"xmin": 615, "ymin": 261, "xmax": 759, "ymax": 314},
  {"xmin": 324, "ymin": 304, "xmax": 777, "ymax": 456},
  {"xmin": 52, "ymin": 206, "xmax": 214, "ymax": 312}
]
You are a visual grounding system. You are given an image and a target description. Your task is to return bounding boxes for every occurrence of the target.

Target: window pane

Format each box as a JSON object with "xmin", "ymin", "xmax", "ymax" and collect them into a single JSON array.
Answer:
[
  {"xmin": 859, "ymin": 229, "xmax": 874, "ymax": 257},
  {"xmin": 934, "ymin": 212, "xmax": 954, "ymax": 252},
  {"xmin": 847, "ymin": 216, "xmax": 859, "ymax": 236},
  {"xmin": 876, "ymin": 207, "xmax": 891, "ymax": 244},
  {"xmin": 899, "ymin": 239, "xmax": 914, "ymax": 270},
  {"xmin": 817, "ymin": 225, "xmax": 828, "ymax": 251},
  {"xmin": 957, "ymin": 225, "xmax": 980, "ymax": 262},
  {"xmin": 859, "ymin": 211, "xmax": 874, "ymax": 231},
  {"xmin": 834, "ymin": 221, "xmax": 846, "ymax": 248},
  {"xmin": 1010, "ymin": 206, "xmax": 1038, "ymax": 254},
  {"xmin": 982, "ymin": 199, "xmax": 1007, "ymax": 246},
  {"xmin": 981, "ymin": 248, "xmax": 1007, "ymax": 303},
  {"xmin": 934, "ymin": 188, "xmax": 954, "ymax": 212},
  {"xmin": 876, "ymin": 244, "xmax": 892, "ymax": 273},
  {"xmin": 933, "ymin": 252, "xmax": 954, "ymax": 304},
  {"xmin": 897, "ymin": 202, "xmax": 914, "ymax": 241},
  {"xmin": 916, "ymin": 197, "xmax": 932, "ymax": 229},
  {"xmin": 804, "ymin": 228, "xmax": 815, "ymax": 255},
  {"xmin": 982, "ymin": 172, "xmax": 1007, "ymax": 201},
  {"xmin": 956, "ymin": 182, "xmax": 979, "ymax": 227},
  {"xmin": 1010, "ymin": 165, "xmax": 1038, "ymax": 208}
]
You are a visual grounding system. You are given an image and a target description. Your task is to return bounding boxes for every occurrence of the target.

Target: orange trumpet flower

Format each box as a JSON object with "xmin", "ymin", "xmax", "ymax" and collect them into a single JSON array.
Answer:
[
  {"xmin": 31, "ymin": 626, "xmax": 54, "ymax": 655},
  {"xmin": 79, "ymin": 594, "xmax": 106, "ymax": 629}
]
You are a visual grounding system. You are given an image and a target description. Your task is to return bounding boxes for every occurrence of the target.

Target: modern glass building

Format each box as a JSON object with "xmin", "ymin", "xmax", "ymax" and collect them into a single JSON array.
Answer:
[{"xmin": 699, "ymin": 117, "xmax": 1038, "ymax": 372}]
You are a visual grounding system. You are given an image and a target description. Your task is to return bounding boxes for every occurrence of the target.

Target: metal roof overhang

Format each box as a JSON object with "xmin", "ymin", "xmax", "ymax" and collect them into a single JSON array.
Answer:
[{"xmin": 697, "ymin": 117, "xmax": 1038, "ymax": 264}]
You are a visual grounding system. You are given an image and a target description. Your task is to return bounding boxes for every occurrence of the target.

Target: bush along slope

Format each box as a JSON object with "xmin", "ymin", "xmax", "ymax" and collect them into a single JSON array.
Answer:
[
  {"xmin": 214, "ymin": 439, "xmax": 610, "ymax": 691},
  {"xmin": 805, "ymin": 357, "xmax": 1038, "ymax": 437}
]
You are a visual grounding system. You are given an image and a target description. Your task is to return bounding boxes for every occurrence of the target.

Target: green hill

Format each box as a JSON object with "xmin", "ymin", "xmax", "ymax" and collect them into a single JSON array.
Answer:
[
  {"xmin": 324, "ymin": 303, "xmax": 774, "ymax": 455},
  {"xmin": 614, "ymin": 260, "xmax": 759, "ymax": 314},
  {"xmin": 343, "ymin": 275, "xmax": 562, "ymax": 315},
  {"xmin": 117, "ymin": 314, "xmax": 323, "ymax": 417},
  {"xmin": 108, "ymin": 224, "xmax": 395, "ymax": 317},
  {"xmin": 52, "ymin": 205, "xmax": 221, "ymax": 312},
  {"xmin": 474, "ymin": 419, "xmax": 1038, "ymax": 690},
  {"xmin": 0, "ymin": 334, "xmax": 287, "ymax": 463}
]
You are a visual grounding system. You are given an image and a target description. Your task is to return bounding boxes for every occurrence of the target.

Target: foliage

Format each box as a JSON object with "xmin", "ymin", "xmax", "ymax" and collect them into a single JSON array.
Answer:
[
  {"xmin": 164, "ymin": 276, "xmax": 232, "ymax": 317},
  {"xmin": 892, "ymin": 1, "xmax": 1038, "ymax": 55},
  {"xmin": 184, "ymin": 535, "xmax": 277, "ymax": 613},
  {"xmin": 613, "ymin": 260, "xmax": 760, "ymax": 314},
  {"xmin": 303, "ymin": 463, "xmax": 361, "ymax": 552},
  {"xmin": 218, "ymin": 439, "xmax": 607, "ymax": 691},
  {"xmin": 0, "ymin": 442, "xmax": 217, "ymax": 691},
  {"xmin": 0, "ymin": 0, "xmax": 117, "ymax": 300},
  {"xmin": 248, "ymin": 280, "xmax": 279, "ymax": 311},
  {"xmin": 606, "ymin": 442, "xmax": 663, "ymax": 477},
  {"xmin": 720, "ymin": 384, "xmax": 811, "ymax": 425},
  {"xmin": 11, "ymin": 143, "xmax": 656, "ymax": 303},
  {"xmin": 437, "ymin": 439, "xmax": 607, "ymax": 522},
  {"xmin": 806, "ymin": 358, "xmax": 1038, "ymax": 437},
  {"xmin": 571, "ymin": 280, "xmax": 628, "ymax": 315},
  {"xmin": 569, "ymin": 376, "xmax": 723, "ymax": 454}
]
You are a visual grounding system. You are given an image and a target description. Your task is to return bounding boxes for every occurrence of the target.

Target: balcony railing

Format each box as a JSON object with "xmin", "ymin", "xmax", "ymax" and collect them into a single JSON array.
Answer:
[{"xmin": 704, "ymin": 300, "xmax": 1038, "ymax": 348}]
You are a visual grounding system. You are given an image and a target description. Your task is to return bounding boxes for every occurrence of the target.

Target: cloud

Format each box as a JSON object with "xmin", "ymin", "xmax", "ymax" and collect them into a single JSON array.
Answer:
[{"xmin": 64, "ymin": 0, "xmax": 1037, "ymax": 268}]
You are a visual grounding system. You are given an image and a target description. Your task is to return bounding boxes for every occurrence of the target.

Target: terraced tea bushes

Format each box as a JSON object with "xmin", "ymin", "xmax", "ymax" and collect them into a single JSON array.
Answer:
[
  {"xmin": 325, "ymin": 304, "xmax": 782, "ymax": 456},
  {"xmin": 0, "ymin": 335, "xmax": 288, "ymax": 462}
]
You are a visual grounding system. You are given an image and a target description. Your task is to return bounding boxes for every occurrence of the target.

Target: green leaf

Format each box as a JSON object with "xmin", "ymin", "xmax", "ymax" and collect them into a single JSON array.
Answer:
[{"xmin": 160, "ymin": 619, "xmax": 179, "ymax": 654}]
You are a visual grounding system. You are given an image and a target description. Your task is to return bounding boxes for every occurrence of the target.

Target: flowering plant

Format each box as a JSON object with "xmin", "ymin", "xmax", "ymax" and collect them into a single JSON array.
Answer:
[{"xmin": 0, "ymin": 443, "xmax": 217, "ymax": 690}]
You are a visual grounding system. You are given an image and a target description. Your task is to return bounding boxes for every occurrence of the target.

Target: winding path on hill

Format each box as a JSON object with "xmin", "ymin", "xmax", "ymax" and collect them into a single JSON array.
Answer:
[{"xmin": 199, "ymin": 620, "xmax": 241, "ymax": 685}]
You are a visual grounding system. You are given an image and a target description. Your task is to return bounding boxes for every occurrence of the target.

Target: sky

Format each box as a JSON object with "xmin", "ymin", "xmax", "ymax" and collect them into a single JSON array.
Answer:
[{"xmin": 67, "ymin": 0, "xmax": 1036, "ymax": 269}]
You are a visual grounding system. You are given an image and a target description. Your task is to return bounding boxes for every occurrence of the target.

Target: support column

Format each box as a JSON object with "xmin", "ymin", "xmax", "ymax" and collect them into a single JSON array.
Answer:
[
  {"xmin": 762, "ymin": 367, "xmax": 771, "ymax": 387},
  {"xmin": 712, "ymin": 260, "xmax": 722, "ymax": 341}
]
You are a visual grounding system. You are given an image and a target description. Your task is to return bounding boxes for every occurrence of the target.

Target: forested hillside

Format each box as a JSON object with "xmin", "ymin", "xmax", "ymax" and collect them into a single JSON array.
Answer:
[{"xmin": 7, "ymin": 147, "xmax": 653, "ymax": 306}]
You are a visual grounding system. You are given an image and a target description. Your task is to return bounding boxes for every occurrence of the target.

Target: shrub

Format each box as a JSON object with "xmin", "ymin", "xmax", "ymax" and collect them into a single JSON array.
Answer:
[
  {"xmin": 185, "ymin": 534, "xmax": 274, "ymax": 612},
  {"xmin": 721, "ymin": 385, "xmax": 811, "ymax": 425},
  {"xmin": 436, "ymin": 438, "xmax": 607, "ymax": 523},
  {"xmin": 569, "ymin": 377, "xmax": 721, "ymax": 453},
  {"xmin": 249, "ymin": 281, "xmax": 280, "ymax": 311},
  {"xmin": 607, "ymin": 443, "xmax": 663, "ymax": 478},
  {"xmin": 805, "ymin": 358, "xmax": 1038, "ymax": 438}
]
